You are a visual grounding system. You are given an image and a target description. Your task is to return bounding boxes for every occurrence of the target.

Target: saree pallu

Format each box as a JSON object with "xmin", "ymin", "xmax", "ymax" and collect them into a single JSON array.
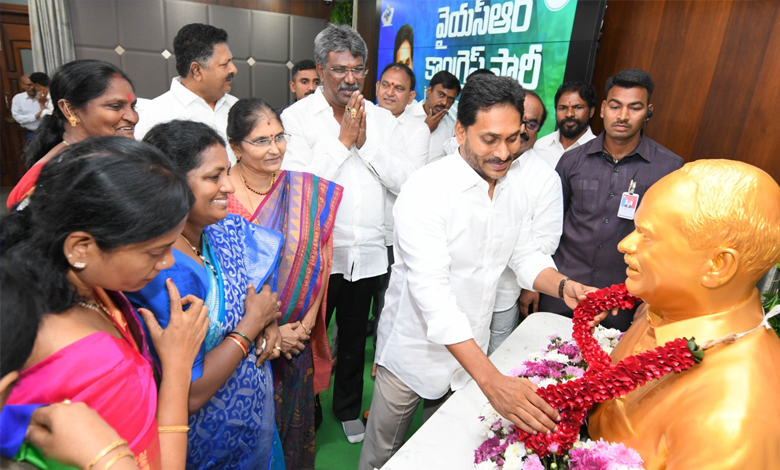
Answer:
[
  {"xmin": 229, "ymin": 170, "xmax": 343, "ymax": 393},
  {"xmin": 127, "ymin": 215, "xmax": 285, "ymax": 470},
  {"xmin": 7, "ymin": 289, "xmax": 161, "ymax": 470},
  {"xmin": 228, "ymin": 170, "xmax": 342, "ymax": 470}
]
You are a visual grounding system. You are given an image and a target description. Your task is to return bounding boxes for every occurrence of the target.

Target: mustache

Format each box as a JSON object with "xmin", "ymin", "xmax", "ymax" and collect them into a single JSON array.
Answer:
[
  {"xmin": 225, "ymin": 73, "xmax": 234, "ymax": 82},
  {"xmin": 612, "ymin": 120, "xmax": 631, "ymax": 128},
  {"xmin": 304, "ymin": 90, "xmax": 316, "ymax": 96},
  {"xmin": 520, "ymin": 133, "xmax": 530, "ymax": 143},
  {"xmin": 485, "ymin": 157, "xmax": 511, "ymax": 165},
  {"xmin": 561, "ymin": 118, "xmax": 581, "ymax": 126},
  {"xmin": 338, "ymin": 83, "xmax": 360, "ymax": 92}
]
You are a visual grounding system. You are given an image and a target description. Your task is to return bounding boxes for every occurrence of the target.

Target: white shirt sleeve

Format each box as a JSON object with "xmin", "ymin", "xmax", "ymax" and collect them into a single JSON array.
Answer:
[
  {"xmin": 507, "ymin": 213, "xmax": 557, "ymax": 291},
  {"xmin": 11, "ymin": 94, "xmax": 39, "ymax": 126},
  {"xmin": 358, "ymin": 115, "xmax": 419, "ymax": 195},
  {"xmin": 393, "ymin": 183, "xmax": 474, "ymax": 345},
  {"xmin": 281, "ymin": 108, "xmax": 351, "ymax": 180},
  {"xmin": 528, "ymin": 171, "xmax": 564, "ymax": 255}
]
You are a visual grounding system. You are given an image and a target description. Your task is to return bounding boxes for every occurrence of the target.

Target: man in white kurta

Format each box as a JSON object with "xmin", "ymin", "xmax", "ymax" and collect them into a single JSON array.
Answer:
[
  {"xmin": 374, "ymin": 62, "xmax": 430, "ymax": 321},
  {"xmin": 281, "ymin": 24, "xmax": 416, "ymax": 443},
  {"xmin": 135, "ymin": 24, "xmax": 239, "ymax": 162},
  {"xmin": 360, "ymin": 75, "xmax": 591, "ymax": 470},
  {"xmin": 404, "ymin": 70, "xmax": 461, "ymax": 164},
  {"xmin": 533, "ymin": 81, "xmax": 598, "ymax": 169}
]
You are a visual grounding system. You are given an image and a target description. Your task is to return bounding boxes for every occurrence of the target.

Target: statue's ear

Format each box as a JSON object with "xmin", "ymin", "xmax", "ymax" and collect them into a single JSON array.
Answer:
[{"xmin": 701, "ymin": 248, "xmax": 739, "ymax": 288}]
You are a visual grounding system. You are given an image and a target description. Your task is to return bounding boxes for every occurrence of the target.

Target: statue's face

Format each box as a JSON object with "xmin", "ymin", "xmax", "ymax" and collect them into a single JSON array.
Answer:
[{"xmin": 618, "ymin": 174, "xmax": 712, "ymax": 313}]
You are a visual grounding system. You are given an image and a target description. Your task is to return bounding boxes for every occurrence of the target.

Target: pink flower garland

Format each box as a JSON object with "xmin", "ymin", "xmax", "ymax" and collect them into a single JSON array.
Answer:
[{"xmin": 511, "ymin": 284, "xmax": 703, "ymax": 458}]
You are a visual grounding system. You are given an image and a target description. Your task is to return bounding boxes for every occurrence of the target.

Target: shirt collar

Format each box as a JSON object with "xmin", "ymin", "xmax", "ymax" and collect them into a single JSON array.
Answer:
[
  {"xmin": 586, "ymin": 131, "xmax": 652, "ymax": 163},
  {"xmin": 447, "ymin": 151, "xmax": 508, "ymax": 195},
  {"xmin": 407, "ymin": 100, "xmax": 428, "ymax": 118},
  {"xmin": 170, "ymin": 77, "xmax": 229, "ymax": 109},
  {"xmin": 309, "ymin": 87, "xmax": 333, "ymax": 115},
  {"xmin": 651, "ymin": 291, "xmax": 765, "ymax": 346}
]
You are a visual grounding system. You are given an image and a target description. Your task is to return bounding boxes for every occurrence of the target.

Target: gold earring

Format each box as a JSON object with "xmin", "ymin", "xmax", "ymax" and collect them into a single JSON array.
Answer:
[{"xmin": 68, "ymin": 116, "xmax": 78, "ymax": 127}]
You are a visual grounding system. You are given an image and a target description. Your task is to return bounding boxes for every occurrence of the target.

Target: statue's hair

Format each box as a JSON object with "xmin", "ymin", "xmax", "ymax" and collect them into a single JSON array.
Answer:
[{"xmin": 678, "ymin": 159, "xmax": 780, "ymax": 280}]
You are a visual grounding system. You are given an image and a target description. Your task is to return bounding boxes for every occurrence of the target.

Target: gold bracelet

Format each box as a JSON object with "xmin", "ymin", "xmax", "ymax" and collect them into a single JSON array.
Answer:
[
  {"xmin": 226, "ymin": 335, "xmax": 248, "ymax": 358},
  {"xmin": 158, "ymin": 425, "xmax": 190, "ymax": 433},
  {"xmin": 301, "ymin": 323, "xmax": 312, "ymax": 336},
  {"xmin": 84, "ymin": 439, "xmax": 128, "ymax": 470},
  {"xmin": 101, "ymin": 449, "xmax": 134, "ymax": 470}
]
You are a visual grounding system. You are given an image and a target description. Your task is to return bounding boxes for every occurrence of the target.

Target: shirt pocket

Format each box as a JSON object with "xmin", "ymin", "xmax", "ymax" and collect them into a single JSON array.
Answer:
[
  {"xmin": 498, "ymin": 227, "xmax": 522, "ymax": 264},
  {"xmin": 572, "ymin": 179, "xmax": 600, "ymax": 214}
]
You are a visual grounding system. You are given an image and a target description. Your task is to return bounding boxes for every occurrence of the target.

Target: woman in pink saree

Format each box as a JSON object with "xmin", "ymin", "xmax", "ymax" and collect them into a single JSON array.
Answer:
[{"xmin": 0, "ymin": 137, "xmax": 207, "ymax": 470}]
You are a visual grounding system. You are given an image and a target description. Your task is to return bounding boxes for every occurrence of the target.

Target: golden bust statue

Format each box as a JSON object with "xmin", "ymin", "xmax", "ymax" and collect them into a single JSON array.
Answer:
[{"xmin": 589, "ymin": 159, "xmax": 780, "ymax": 469}]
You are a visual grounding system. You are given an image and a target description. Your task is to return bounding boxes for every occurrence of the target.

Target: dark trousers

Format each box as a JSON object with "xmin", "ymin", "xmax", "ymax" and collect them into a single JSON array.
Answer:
[{"xmin": 326, "ymin": 273, "xmax": 379, "ymax": 421}]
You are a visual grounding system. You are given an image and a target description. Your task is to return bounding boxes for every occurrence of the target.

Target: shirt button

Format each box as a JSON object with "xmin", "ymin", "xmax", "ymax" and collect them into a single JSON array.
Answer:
[
  {"xmin": 598, "ymin": 244, "xmax": 604, "ymax": 250},
  {"xmin": 604, "ymin": 218, "xmax": 610, "ymax": 224},
  {"xmin": 593, "ymin": 267, "xmax": 599, "ymax": 272},
  {"xmin": 609, "ymin": 192, "xmax": 615, "ymax": 197},
  {"xmin": 614, "ymin": 167, "xmax": 619, "ymax": 173}
]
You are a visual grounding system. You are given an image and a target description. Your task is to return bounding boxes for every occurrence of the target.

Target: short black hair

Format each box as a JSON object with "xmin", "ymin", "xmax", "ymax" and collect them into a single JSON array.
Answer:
[
  {"xmin": 554, "ymin": 81, "xmax": 597, "ymax": 110},
  {"xmin": 523, "ymin": 89, "xmax": 547, "ymax": 127},
  {"xmin": 144, "ymin": 120, "xmax": 226, "ymax": 175},
  {"xmin": 457, "ymin": 74, "xmax": 524, "ymax": 128},
  {"xmin": 466, "ymin": 69, "xmax": 494, "ymax": 80},
  {"xmin": 428, "ymin": 70, "xmax": 461, "ymax": 96},
  {"xmin": 292, "ymin": 59, "xmax": 317, "ymax": 81},
  {"xmin": 380, "ymin": 62, "xmax": 416, "ymax": 91},
  {"xmin": 394, "ymin": 24, "xmax": 414, "ymax": 62},
  {"xmin": 0, "ymin": 264, "xmax": 43, "ymax": 377},
  {"xmin": 605, "ymin": 69, "xmax": 654, "ymax": 101},
  {"xmin": 174, "ymin": 23, "xmax": 229, "ymax": 78},
  {"xmin": 28, "ymin": 72, "xmax": 50, "ymax": 87}
]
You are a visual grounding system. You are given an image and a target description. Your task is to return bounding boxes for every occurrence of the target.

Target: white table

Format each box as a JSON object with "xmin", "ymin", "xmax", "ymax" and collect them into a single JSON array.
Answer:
[{"xmin": 381, "ymin": 313, "xmax": 573, "ymax": 470}]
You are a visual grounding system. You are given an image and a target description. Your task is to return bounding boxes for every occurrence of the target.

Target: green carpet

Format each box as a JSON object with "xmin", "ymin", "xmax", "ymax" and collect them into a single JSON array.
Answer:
[{"xmin": 314, "ymin": 317, "xmax": 424, "ymax": 469}]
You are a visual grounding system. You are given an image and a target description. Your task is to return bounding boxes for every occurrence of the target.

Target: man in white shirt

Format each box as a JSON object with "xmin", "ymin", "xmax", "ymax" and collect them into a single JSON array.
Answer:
[
  {"xmin": 280, "ymin": 24, "xmax": 414, "ymax": 444},
  {"xmin": 359, "ymin": 75, "xmax": 592, "ymax": 470},
  {"xmin": 12, "ymin": 74, "xmax": 51, "ymax": 140},
  {"xmin": 534, "ymin": 81, "xmax": 598, "ymax": 169},
  {"xmin": 135, "ymin": 23, "xmax": 239, "ymax": 162},
  {"xmin": 373, "ymin": 61, "xmax": 429, "ymax": 327},
  {"xmin": 490, "ymin": 90, "xmax": 563, "ymax": 354},
  {"xmin": 405, "ymin": 70, "xmax": 461, "ymax": 164}
]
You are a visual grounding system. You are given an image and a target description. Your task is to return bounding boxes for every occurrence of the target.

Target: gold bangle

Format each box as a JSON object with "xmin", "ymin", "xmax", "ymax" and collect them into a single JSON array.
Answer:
[
  {"xmin": 101, "ymin": 449, "xmax": 134, "ymax": 470},
  {"xmin": 158, "ymin": 425, "xmax": 190, "ymax": 433},
  {"xmin": 226, "ymin": 335, "xmax": 248, "ymax": 358},
  {"xmin": 301, "ymin": 323, "xmax": 312, "ymax": 336},
  {"xmin": 84, "ymin": 439, "xmax": 128, "ymax": 470}
]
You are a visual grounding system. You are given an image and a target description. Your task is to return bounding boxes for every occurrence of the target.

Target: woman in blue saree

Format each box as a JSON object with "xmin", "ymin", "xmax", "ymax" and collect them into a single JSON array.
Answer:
[{"xmin": 126, "ymin": 121, "xmax": 286, "ymax": 470}]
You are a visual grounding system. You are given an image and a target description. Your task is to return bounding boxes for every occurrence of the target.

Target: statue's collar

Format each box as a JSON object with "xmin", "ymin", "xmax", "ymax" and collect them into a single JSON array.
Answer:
[{"xmin": 649, "ymin": 291, "xmax": 764, "ymax": 346}]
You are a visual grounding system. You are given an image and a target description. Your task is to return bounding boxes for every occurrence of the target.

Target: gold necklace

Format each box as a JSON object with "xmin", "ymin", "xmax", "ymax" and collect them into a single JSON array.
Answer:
[
  {"xmin": 237, "ymin": 166, "xmax": 275, "ymax": 196},
  {"xmin": 77, "ymin": 299, "xmax": 113, "ymax": 324},
  {"xmin": 236, "ymin": 165, "xmax": 257, "ymax": 214},
  {"xmin": 180, "ymin": 233, "xmax": 218, "ymax": 275}
]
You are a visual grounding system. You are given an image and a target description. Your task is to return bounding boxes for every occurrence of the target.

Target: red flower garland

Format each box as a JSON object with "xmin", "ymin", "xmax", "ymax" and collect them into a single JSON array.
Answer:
[{"xmin": 510, "ymin": 284, "xmax": 703, "ymax": 458}]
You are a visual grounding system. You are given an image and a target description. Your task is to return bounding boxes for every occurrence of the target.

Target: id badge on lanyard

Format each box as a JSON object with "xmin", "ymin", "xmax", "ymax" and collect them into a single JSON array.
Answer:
[{"xmin": 618, "ymin": 179, "xmax": 639, "ymax": 220}]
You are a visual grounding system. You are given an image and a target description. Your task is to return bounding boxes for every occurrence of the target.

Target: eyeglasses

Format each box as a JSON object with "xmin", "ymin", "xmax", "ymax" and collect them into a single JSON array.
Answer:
[
  {"xmin": 243, "ymin": 133, "xmax": 291, "ymax": 148},
  {"xmin": 523, "ymin": 120, "xmax": 541, "ymax": 133},
  {"xmin": 328, "ymin": 66, "xmax": 368, "ymax": 78}
]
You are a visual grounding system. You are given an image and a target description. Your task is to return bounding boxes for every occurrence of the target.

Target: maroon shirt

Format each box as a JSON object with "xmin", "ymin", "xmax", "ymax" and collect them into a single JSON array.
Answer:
[{"xmin": 538, "ymin": 132, "xmax": 684, "ymax": 330}]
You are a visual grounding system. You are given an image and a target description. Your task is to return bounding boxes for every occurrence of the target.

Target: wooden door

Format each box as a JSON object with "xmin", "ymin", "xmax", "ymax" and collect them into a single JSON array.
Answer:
[{"xmin": 1, "ymin": 3, "xmax": 31, "ymax": 187}]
